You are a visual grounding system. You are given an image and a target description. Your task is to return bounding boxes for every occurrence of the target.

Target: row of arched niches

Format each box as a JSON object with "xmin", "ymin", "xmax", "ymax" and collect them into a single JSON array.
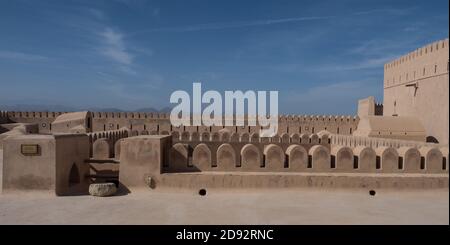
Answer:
[{"xmin": 88, "ymin": 129, "xmax": 448, "ymax": 174}]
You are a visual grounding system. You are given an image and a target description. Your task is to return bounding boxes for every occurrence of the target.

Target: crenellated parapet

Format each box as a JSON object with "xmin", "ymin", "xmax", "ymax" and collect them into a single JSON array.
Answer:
[
  {"xmin": 5, "ymin": 110, "xmax": 65, "ymax": 133},
  {"xmin": 3, "ymin": 110, "xmax": 360, "ymax": 136},
  {"xmin": 88, "ymin": 128, "xmax": 130, "ymax": 159},
  {"xmin": 329, "ymin": 133, "xmax": 444, "ymax": 149},
  {"xmin": 382, "ymin": 38, "xmax": 449, "ymax": 145},
  {"xmin": 384, "ymin": 38, "xmax": 449, "ymax": 88},
  {"xmin": 165, "ymin": 138, "xmax": 448, "ymax": 174},
  {"xmin": 160, "ymin": 130, "xmax": 449, "ymax": 175}
]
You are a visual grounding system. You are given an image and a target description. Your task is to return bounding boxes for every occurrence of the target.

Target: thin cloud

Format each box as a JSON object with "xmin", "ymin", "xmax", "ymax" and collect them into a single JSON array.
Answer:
[
  {"xmin": 352, "ymin": 8, "xmax": 414, "ymax": 16},
  {"xmin": 348, "ymin": 38, "xmax": 421, "ymax": 56},
  {"xmin": 129, "ymin": 8, "xmax": 412, "ymax": 35},
  {"xmin": 129, "ymin": 15, "xmax": 336, "ymax": 35},
  {"xmin": 99, "ymin": 28, "xmax": 133, "ymax": 65},
  {"xmin": 273, "ymin": 54, "xmax": 399, "ymax": 73},
  {"xmin": 0, "ymin": 50, "xmax": 49, "ymax": 61},
  {"xmin": 312, "ymin": 55, "xmax": 401, "ymax": 72}
]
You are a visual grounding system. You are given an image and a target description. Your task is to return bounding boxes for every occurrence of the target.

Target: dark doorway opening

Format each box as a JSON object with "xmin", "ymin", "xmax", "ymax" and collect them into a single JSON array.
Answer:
[{"xmin": 69, "ymin": 163, "xmax": 80, "ymax": 186}]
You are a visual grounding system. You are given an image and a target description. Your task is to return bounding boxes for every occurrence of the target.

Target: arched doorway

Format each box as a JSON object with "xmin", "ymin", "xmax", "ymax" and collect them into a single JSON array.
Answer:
[{"xmin": 69, "ymin": 163, "xmax": 80, "ymax": 186}]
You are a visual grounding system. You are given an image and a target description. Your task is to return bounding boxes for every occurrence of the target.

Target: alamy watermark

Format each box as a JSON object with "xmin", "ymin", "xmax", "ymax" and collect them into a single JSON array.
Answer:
[{"xmin": 170, "ymin": 82, "xmax": 279, "ymax": 137}]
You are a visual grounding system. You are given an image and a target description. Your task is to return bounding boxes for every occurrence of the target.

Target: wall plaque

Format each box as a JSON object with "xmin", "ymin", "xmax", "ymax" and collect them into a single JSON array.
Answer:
[{"xmin": 21, "ymin": 144, "xmax": 40, "ymax": 156}]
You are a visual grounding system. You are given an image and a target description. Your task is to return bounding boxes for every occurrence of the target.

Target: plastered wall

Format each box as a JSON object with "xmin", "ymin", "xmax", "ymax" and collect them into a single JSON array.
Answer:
[
  {"xmin": 383, "ymin": 38, "xmax": 449, "ymax": 144},
  {"xmin": 4, "ymin": 111, "xmax": 359, "ymax": 137}
]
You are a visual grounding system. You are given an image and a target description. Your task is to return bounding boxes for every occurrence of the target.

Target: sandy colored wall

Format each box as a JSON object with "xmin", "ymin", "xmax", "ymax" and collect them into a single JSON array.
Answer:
[
  {"xmin": 6, "ymin": 111, "xmax": 62, "ymax": 134},
  {"xmin": 99, "ymin": 132, "xmax": 447, "ymax": 190},
  {"xmin": 167, "ymin": 134, "xmax": 329, "ymax": 173},
  {"xmin": 2, "ymin": 135, "xmax": 57, "ymax": 191},
  {"xmin": 157, "ymin": 172, "xmax": 448, "ymax": 190},
  {"xmin": 119, "ymin": 135, "xmax": 172, "ymax": 190},
  {"xmin": 54, "ymin": 134, "xmax": 90, "ymax": 195},
  {"xmin": 383, "ymin": 39, "xmax": 449, "ymax": 144},
  {"xmin": 5, "ymin": 111, "xmax": 359, "ymax": 136},
  {"xmin": 119, "ymin": 133, "xmax": 448, "ymax": 190},
  {"xmin": 2, "ymin": 134, "xmax": 90, "ymax": 195}
]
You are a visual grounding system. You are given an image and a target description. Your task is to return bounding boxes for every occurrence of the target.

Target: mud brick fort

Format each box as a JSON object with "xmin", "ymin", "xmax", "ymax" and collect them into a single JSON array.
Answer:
[{"xmin": 0, "ymin": 38, "xmax": 448, "ymax": 195}]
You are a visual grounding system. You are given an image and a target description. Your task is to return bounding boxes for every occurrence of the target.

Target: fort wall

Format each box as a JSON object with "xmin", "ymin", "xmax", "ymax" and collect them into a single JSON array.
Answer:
[
  {"xmin": 161, "ymin": 134, "xmax": 448, "ymax": 175},
  {"xmin": 6, "ymin": 111, "xmax": 63, "ymax": 134},
  {"xmin": 83, "ymin": 129, "xmax": 448, "ymax": 176},
  {"xmin": 2, "ymin": 134, "xmax": 90, "ymax": 195},
  {"xmin": 383, "ymin": 38, "xmax": 449, "ymax": 144},
  {"xmin": 4, "ymin": 111, "xmax": 360, "ymax": 137},
  {"xmin": 2, "ymin": 130, "xmax": 447, "ymax": 194},
  {"xmin": 116, "ymin": 134, "xmax": 448, "ymax": 190},
  {"xmin": 0, "ymin": 111, "xmax": 8, "ymax": 124}
]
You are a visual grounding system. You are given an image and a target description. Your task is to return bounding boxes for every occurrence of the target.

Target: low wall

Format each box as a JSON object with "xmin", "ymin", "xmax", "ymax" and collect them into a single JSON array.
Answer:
[
  {"xmin": 88, "ymin": 128, "xmax": 129, "ymax": 158},
  {"xmin": 157, "ymin": 172, "xmax": 448, "ymax": 190},
  {"xmin": 330, "ymin": 133, "xmax": 445, "ymax": 149},
  {"xmin": 118, "ymin": 134, "xmax": 448, "ymax": 192},
  {"xmin": 2, "ymin": 134, "xmax": 90, "ymax": 195},
  {"xmin": 166, "ymin": 141, "xmax": 448, "ymax": 174},
  {"xmin": 119, "ymin": 135, "xmax": 172, "ymax": 190}
]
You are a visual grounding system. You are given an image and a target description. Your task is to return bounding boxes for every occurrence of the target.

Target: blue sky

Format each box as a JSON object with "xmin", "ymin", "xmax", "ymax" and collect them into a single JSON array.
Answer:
[{"xmin": 0, "ymin": 0, "xmax": 448, "ymax": 114}]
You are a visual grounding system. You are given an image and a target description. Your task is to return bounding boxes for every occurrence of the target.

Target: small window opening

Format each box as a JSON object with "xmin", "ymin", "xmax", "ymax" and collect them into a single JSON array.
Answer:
[
  {"xmin": 398, "ymin": 157, "xmax": 404, "ymax": 170},
  {"xmin": 353, "ymin": 156, "xmax": 359, "ymax": 169},
  {"xmin": 376, "ymin": 156, "xmax": 381, "ymax": 169},
  {"xmin": 330, "ymin": 156, "xmax": 336, "ymax": 169}
]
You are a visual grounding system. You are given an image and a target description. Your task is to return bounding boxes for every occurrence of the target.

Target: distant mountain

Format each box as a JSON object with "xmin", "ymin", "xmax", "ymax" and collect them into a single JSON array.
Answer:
[
  {"xmin": 134, "ymin": 107, "xmax": 160, "ymax": 112},
  {"xmin": 84, "ymin": 107, "xmax": 125, "ymax": 112},
  {"xmin": 135, "ymin": 106, "xmax": 172, "ymax": 113},
  {"xmin": 158, "ymin": 106, "xmax": 173, "ymax": 113},
  {"xmin": 0, "ymin": 104, "xmax": 79, "ymax": 112},
  {"xmin": 0, "ymin": 104, "xmax": 172, "ymax": 113}
]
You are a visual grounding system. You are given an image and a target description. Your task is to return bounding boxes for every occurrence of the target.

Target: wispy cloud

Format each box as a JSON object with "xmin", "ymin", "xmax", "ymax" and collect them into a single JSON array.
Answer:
[
  {"xmin": 312, "ymin": 55, "xmax": 400, "ymax": 72},
  {"xmin": 99, "ymin": 28, "xmax": 133, "ymax": 65},
  {"xmin": 273, "ymin": 53, "xmax": 399, "ymax": 73},
  {"xmin": 130, "ymin": 8, "xmax": 413, "ymax": 35},
  {"xmin": 130, "ymin": 15, "xmax": 335, "ymax": 35},
  {"xmin": 0, "ymin": 50, "xmax": 49, "ymax": 61},
  {"xmin": 348, "ymin": 38, "xmax": 420, "ymax": 56},
  {"xmin": 352, "ymin": 7, "xmax": 416, "ymax": 16}
]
